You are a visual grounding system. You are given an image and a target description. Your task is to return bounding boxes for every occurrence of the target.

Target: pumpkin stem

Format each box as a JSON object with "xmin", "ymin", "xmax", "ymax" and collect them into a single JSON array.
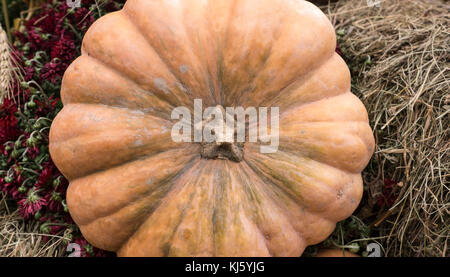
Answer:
[
  {"xmin": 196, "ymin": 105, "xmax": 244, "ymax": 162},
  {"xmin": 200, "ymin": 141, "xmax": 244, "ymax": 162}
]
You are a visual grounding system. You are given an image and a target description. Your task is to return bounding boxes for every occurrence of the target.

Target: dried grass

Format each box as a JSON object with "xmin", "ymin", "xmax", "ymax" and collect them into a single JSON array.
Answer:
[
  {"xmin": 0, "ymin": 194, "xmax": 70, "ymax": 257},
  {"xmin": 322, "ymin": 0, "xmax": 449, "ymax": 257}
]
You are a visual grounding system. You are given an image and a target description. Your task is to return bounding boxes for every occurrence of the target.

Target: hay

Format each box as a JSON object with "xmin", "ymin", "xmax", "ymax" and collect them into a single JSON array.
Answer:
[
  {"xmin": 322, "ymin": 0, "xmax": 449, "ymax": 257},
  {"xmin": 0, "ymin": 194, "xmax": 70, "ymax": 257}
]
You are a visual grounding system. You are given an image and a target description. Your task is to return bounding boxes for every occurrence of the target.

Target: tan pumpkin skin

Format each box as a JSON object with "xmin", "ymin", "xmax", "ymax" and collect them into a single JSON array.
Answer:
[
  {"xmin": 315, "ymin": 249, "xmax": 360, "ymax": 257},
  {"xmin": 49, "ymin": 0, "xmax": 375, "ymax": 257}
]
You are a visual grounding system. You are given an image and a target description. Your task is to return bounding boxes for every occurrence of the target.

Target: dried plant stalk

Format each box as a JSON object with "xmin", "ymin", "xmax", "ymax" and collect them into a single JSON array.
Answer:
[{"xmin": 0, "ymin": 24, "xmax": 23, "ymax": 104}]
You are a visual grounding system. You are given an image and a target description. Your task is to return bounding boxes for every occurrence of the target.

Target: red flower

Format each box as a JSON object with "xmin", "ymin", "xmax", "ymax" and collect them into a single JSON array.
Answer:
[
  {"xmin": 0, "ymin": 98, "xmax": 20, "ymax": 144},
  {"xmin": 0, "ymin": 178, "xmax": 11, "ymax": 195},
  {"xmin": 49, "ymin": 224, "xmax": 65, "ymax": 234},
  {"xmin": 40, "ymin": 60, "xmax": 67, "ymax": 83},
  {"xmin": 49, "ymin": 96, "xmax": 60, "ymax": 109},
  {"xmin": 24, "ymin": 66, "xmax": 36, "ymax": 81},
  {"xmin": 45, "ymin": 191, "xmax": 63, "ymax": 212},
  {"xmin": 73, "ymin": 7, "xmax": 95, "ymax": 31},
  {"xmin": 35, "ymin": 162, "xmax": 55, "ymax": 188},
  {"xmin": 25, "ymin": 3, "xmax": 67, "ymax": 40},
  {"xmin": 50, "ymin": 34, "xmax": 76, "ymax": 62},
  {"xmin": 27, "ymin": 27, "xmax": 48, "ymax": 51},
  {"xmin": 377, "ymin": 178, "xmax": 399, "ymax": 208},
  {"xmin": 18, "ymin": 189, "xmax": 47, "ymax": 219},
  {"xmin": 26, "ymin": 146, "xmax": 40, "ymax": 159},
  {"xmin": 10, "ymin": 186, "xmax": 24, "ymax": 200}
]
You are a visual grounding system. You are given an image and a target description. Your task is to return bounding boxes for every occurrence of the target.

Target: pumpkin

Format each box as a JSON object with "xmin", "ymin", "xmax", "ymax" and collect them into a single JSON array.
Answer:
[
  {"xmin": 49, "ymin": 0, "xmax": 374, "ymax": 257},
  {"xmin": 315, "ymin": 249, "xmax": 360, "ymax": 257}
]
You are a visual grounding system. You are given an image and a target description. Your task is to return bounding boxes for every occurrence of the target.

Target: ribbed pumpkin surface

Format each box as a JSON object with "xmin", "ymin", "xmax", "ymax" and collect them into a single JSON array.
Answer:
[{"xmin": 49, "ymin": 0, "xmax": 374, "ymax": 257}]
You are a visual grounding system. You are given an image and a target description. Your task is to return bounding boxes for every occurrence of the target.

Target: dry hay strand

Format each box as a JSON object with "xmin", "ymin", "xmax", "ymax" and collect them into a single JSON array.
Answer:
[
  {"xmin": 323, "ymin": 0, "xmax": 449, "ymax": 257},
  {"xmin": 0, "ymin": 24, "xmax": 23, "ymax": 104},
  {"xmin": 0, "ymin": 194, "xmax": 70, "ymax": 257}
]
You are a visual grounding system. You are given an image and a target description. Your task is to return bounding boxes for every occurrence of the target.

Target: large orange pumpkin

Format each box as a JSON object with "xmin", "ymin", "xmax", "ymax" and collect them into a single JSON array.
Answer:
[{"xmin": 49, "ymin": 0, "xmax": 374, "ymax": 257}]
